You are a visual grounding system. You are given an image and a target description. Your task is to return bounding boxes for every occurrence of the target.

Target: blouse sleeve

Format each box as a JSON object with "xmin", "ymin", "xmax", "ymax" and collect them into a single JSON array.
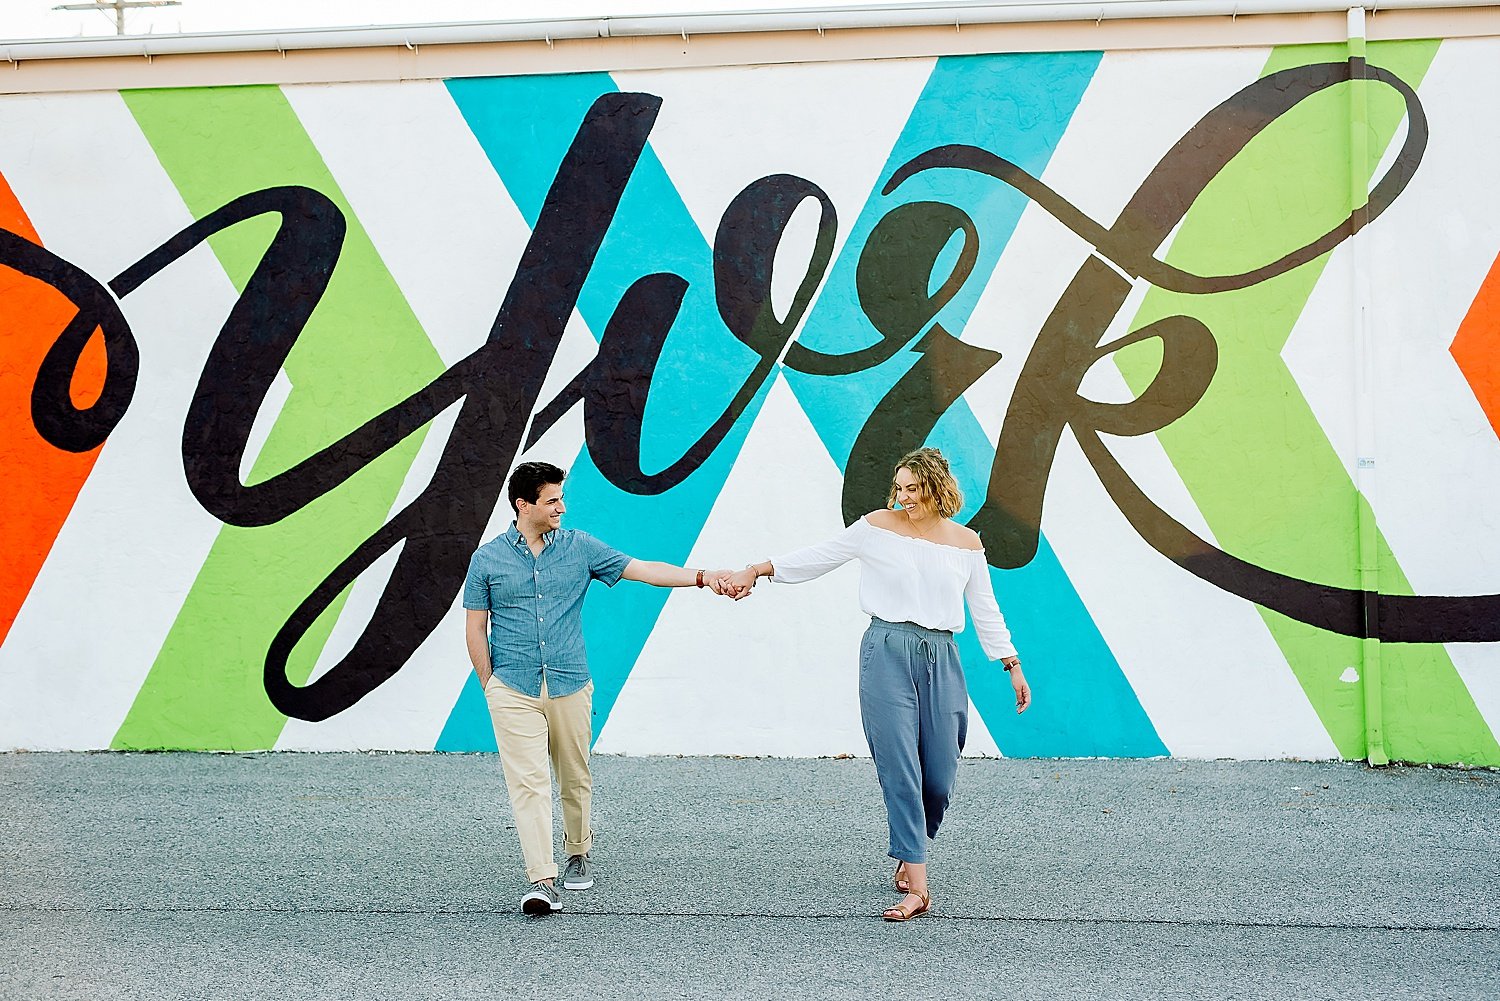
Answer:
[
  {"xmin": 964, "ymin": 556, "xmax": 1018, "ymax": 660},
  {"xmin": 769, "ymin": 518, "xmax": 867, "ymax": 584}
]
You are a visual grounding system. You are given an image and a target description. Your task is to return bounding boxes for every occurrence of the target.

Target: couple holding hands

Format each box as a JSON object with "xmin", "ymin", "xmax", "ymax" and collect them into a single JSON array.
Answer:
[{"xmin": 463, "ymin": 448, "xmax": 1030, "ymax": 920}]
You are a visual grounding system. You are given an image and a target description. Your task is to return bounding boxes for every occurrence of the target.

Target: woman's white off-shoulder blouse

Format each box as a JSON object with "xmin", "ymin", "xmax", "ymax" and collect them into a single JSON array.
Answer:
[{"xmin": 770, "ymin": 516, "xmax": 1018, "ymax": 661}]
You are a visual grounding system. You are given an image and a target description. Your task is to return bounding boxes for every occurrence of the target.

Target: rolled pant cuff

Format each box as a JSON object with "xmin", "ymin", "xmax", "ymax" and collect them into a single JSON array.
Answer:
[
  {"xmin": 563, "ymin": 834, "xmax": 592, "ymax": 856},
  {"xmin": 526, "ymin": 863, "xmax": 559, "ymax": 884},
  {"xmin": 889, "ymin": 849, "xmax": 926, "ymax": 865}
]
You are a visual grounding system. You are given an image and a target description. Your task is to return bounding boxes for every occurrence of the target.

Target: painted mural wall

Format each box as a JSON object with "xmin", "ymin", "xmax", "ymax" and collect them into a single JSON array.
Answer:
[{"xmin": 2, "ymin": 35, "xmax": 1499, "ymax": 763}]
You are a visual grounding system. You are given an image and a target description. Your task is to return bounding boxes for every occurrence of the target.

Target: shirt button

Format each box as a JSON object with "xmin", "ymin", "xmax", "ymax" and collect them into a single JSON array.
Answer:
[
  {"xmin": 542, "ymin": 663, "xmax": 548, "ymax": 669},
  {"xmin": 538, "ymin": 616, "xmax": 544, "ymax": 623},
  {"xmin": 540, "ymin": 640, "xmax": 546, "ymax": 646}
]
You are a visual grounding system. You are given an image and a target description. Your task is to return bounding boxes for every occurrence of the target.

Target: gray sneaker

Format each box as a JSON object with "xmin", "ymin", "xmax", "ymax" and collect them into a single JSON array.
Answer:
[
  {"xmin": 520, "ymin": 881, "xmax": 562, "ymax": 915},
  {"xmin": 561, "ymin": 852, "xmax": 594, "ymax": 890}
]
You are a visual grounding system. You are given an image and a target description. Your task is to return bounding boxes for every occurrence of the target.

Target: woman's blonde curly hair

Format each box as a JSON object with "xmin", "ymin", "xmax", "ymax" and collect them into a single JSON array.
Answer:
[{"xmin": 887, "ymin": 446, "xmax": 964, "ymax": 519}]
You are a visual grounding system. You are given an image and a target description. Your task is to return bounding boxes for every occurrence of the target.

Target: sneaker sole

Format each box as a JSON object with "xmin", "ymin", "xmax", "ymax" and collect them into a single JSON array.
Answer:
[
  {"xmin": 521, "ymin": 895, "xmax": 561, "ymax": 915},
  {"xmin": 561, "ymin": 877, "xmax": 594, "ymax": 890}
]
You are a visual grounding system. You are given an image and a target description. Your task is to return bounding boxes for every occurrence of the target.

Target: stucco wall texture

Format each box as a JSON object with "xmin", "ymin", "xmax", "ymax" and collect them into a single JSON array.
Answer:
[{"xmin": 2, "ymin": 31, "xmax": 1498, "ymax": 762}]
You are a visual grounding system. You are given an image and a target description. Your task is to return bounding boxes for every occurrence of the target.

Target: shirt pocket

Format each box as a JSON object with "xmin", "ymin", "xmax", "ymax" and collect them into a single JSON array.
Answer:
[{"xmin": 489, "ymin": 563, "xmax": 537, "ymax": 610}]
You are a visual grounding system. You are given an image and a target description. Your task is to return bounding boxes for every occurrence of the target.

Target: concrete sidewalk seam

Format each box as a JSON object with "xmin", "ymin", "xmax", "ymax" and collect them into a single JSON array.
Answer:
[{"xmin": 1, "ymin": 905, "xmax": 1494, "ymax": 933}]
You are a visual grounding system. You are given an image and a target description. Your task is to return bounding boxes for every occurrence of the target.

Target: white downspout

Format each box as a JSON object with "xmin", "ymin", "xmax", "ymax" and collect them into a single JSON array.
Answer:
[{"xmin": 1348, "ymin": 5, "xmax": 1387, "ymax": 766}]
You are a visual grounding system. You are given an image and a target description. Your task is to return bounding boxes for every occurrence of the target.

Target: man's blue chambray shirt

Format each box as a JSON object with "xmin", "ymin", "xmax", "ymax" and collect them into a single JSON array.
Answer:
[{"xmin": 463, "ymin": 524, "xmax": 632, "ymax": 699}]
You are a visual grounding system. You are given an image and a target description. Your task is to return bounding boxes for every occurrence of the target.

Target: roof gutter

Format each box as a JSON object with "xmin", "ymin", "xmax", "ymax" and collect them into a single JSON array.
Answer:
[{"xmin": 1, "ymin": 0, "xmax": 1495, "ymax": 61}]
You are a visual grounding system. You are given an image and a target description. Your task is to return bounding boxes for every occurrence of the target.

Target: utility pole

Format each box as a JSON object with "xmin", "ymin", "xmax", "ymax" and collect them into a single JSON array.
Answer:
[{"xmin": 53, "ymin": 1, "xmax": 182, "ymax": 36}]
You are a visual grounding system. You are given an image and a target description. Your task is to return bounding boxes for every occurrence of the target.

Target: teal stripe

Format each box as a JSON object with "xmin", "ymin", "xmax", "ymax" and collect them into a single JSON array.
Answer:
[
  {"xmin": 435, "ymin": 675, "xmax": 497, "ymax": 752},
  {"xmin": 780, "ymin": 52, "xmax": 1165, "ymax": 756},
  {"xmin": 445, "ymin": 72, "xmax": 770, "ymax": 745}
]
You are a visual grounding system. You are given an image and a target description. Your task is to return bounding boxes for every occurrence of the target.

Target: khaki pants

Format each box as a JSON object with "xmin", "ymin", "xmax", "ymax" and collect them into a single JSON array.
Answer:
[{"xmin": 484, "ymin": 675, "xmax": 594, "ymax": 883}]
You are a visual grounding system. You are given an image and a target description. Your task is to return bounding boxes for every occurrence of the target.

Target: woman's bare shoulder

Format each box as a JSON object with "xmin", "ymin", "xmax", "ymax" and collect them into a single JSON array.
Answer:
[
  {"xmin": 864, "ymin": 508, "xmax": 901, "ymax": 529},
  {"xmin": 941, "ymin": 522, "xmax": 985, "ymax": 551}
]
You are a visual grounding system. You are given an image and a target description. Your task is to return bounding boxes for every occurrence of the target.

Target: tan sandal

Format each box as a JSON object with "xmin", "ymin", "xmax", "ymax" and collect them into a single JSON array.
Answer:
[
  {"xmin": 882, "ymin": 889, "xmax": 930, "ymax": 922},
  {"xmin": 893, "ymin": 862, "xmax": 910, "ymax": 894}
]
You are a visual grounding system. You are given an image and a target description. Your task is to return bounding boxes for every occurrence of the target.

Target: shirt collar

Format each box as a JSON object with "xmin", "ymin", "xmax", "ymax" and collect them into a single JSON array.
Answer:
[{"xmin": 506, "ymin": 522, "xmax": 557, "ymax": 550}]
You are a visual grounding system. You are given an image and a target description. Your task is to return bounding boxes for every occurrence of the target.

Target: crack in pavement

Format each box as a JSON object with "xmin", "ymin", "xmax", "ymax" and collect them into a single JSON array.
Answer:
[{"xmin": 0, "ymin": 904, "xmax": 1493, "ymax": 932}]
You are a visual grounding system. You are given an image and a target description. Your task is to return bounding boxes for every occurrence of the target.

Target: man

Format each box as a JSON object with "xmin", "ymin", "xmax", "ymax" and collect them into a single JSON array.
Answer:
[{"xmin": 464, "ymin": 461, "xmax": 739, "ymax": 915}]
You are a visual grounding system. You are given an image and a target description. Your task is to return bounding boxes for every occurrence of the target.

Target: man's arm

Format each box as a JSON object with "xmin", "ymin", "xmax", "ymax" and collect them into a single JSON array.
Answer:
[
  {"xmin": 465, "ymin": 609, "xmax": 492, "ymax": 686},
  {"xmin": 620, "ymin": 559, "xmax": 737, "ymax": 592}
]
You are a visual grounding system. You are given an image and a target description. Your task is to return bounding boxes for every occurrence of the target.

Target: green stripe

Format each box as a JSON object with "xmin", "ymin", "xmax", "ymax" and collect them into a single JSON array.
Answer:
[
  {"xmin": 113, "ymin": 86, "xmax": 445, "ymax": 750},
  {"xmin": 1119, "ymin": 41, "xmax": 1499, "ymax": 765}
]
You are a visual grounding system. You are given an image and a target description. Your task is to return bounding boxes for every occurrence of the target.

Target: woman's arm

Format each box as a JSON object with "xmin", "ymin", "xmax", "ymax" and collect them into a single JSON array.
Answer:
[
  {"xmin": 964, "ymin": 557, "xmax": 1031, "ymax": 713},
  {"xmin": 726, "ymin": 518, "xmax": 867, "ymax": 594},
  {"xmin": 727, "ymin": 560, "xmax": 773, "ymax": 594}
]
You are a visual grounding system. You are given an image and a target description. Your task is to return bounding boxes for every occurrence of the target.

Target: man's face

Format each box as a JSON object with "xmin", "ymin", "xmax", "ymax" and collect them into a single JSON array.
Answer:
[{"xmin": 518, "ymin": 482, "xmax": 566, "ymax": 533}]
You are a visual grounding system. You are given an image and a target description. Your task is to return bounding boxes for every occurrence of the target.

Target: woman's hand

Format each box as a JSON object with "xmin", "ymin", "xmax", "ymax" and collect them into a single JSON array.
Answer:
[
  {"xmin": 1006, "ymin": 661, "xmax": 1031, "ymax": 713},
  {"xmin": 723, "ymin": 566, "xmax": 759, "ymax": 598},
  {"xmin": 702, "ymin": 569, "xmax": 739, "ymax": 597}
]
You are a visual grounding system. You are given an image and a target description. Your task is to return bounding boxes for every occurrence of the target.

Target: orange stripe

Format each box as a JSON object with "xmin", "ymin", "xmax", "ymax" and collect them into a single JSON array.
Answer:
[
  {"xmin": 1451, "ymin": 250, "xmax": 1500, "ymax": 438},
  {"xmin": 0, "ymin": 172, "xmax": 107, "ymax": 644}
]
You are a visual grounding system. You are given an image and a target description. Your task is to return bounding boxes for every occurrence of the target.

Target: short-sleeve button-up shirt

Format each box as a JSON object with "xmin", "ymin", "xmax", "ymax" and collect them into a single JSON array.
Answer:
[{"xmin": 463, "ymin": 524, "xmax": 632, "ymax": 698}]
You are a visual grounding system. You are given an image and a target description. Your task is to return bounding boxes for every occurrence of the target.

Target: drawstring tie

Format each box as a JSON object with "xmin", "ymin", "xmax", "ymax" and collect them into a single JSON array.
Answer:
[
  {"xmin": 871, "ymin": 618, "xmax": 950, "ymax": 688},
  {"xmin": 916, "ymin": 635, "xmax": 937, "ymax": 686}
]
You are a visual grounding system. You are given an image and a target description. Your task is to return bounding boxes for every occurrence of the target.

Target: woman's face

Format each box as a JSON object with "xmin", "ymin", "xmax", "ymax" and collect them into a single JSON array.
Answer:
[{"xmin": 892, "ymin": 467, "xmax": 930, "ymax": 518}]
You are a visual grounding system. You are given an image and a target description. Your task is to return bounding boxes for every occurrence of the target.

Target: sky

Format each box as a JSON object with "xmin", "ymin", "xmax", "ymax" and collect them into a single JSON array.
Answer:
[{"xmin": 0, "ymin": 0, "xmax": 883, "ymax": 40}]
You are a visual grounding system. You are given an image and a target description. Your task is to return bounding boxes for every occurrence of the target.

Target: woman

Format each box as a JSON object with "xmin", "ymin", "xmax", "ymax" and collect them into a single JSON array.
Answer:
[{"xmin": 726, "ymin": 447, "xmax": 1030, "ymax": 921}]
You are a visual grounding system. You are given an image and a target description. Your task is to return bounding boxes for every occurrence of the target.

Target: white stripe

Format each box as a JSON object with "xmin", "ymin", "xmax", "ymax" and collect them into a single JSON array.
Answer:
[
  {"xmin": 613, "ymin": 58, "xmax": 935, "ymax": 260},
  {"xmin": 966, "ymin": 47, "xmax": 1339, "ymax": 758},
  {"xmin": 597, "ymin": 375, "xmax": 870, "ymax": 755},
  {"xmin": 599, "ymin": 372, "xmax": 1007, "ymax": 757},
  {"xmin": 597, "ymin": 60, "xmax": 999, "ymax": 755},
  {"xmin": 0, "ymin": 91, "xmax": 238, "ymax": 749}
]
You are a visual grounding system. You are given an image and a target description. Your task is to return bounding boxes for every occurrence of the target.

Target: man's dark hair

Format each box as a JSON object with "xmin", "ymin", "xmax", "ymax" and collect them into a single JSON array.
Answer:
[{"xmin": 508, "ymin": 461, "xmax": 567, "ymax": 513}]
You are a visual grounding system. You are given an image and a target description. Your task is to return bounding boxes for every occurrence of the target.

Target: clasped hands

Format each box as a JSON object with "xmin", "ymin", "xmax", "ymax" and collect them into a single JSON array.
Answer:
[{"xmin": 702, "ymin": 565, "xmax": 760, "ymax": 600}]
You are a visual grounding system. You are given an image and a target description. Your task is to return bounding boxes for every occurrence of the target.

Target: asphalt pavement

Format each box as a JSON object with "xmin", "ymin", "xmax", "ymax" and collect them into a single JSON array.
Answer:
[{"xmin": 1, "ymin": 753, "xmax": 1496, "ymax": 1001}]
